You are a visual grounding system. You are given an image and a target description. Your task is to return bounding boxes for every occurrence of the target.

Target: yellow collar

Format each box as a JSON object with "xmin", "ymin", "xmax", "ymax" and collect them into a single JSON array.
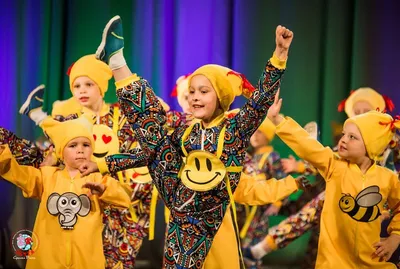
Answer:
[
  {"xmin": 349, "ymin": 161, "xmax": 377, "ymax": 175},
  {"xmin": 61, "ymin": 168, "xmax": 82, "ymax": 180}
]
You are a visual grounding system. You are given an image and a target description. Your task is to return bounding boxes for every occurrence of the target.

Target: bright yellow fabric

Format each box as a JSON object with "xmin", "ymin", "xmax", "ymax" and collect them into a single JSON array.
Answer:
[
  {"xmin": 0, "ymin": 145, "xmax": 130, "ymax": 269},
  {"xmin": 345, "ymin": 110, "xmax": 400, "ymax": 161},
  {"xmin": 203, "ymin": 171, "xmax": 297, "ymax": 269},
  {"xmin": 40, "ymin": 115, "xmax": 95, "ymax": 159},
  {"xmin": 188, "ymin": 57, "xmax": 269, "ymax": 112},
  {"xmin": 69, "ymin": 54, "xmax": 112, "ymax": 96},
  {"xmin": 276, "ymin": 117, "xmax": 400, "ymax": 269},
  {"xmin": 50, "ymin": 97, "xmax": 83, "ymax": 117},
  {"xmin": 257, "ymin": 117, "xmax": 276, "ymax": 142}
]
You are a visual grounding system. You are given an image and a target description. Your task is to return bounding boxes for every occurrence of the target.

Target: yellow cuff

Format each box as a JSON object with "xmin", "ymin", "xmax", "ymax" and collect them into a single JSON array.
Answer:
[
  {"xmin": 390, "ymin": 231, "xmax": 400, "ymax": 236},
  {"xmin": 270, "ymin": 53, "xmax": 287, "ymax": 69},
  {"xmin": 115, "ymin": 74, "xmax": 140, "ymax": 89},
  {"xmin": 97, "ymin": 157, "xmax": 110, "ymax": 175},
  {"xmin": 275, "ymin": 116, "xmax": 289, "ymax": 130},
  {"xmin": 264, "ymin": 235, "xmax": 278, "ymax": 250},
  {"xmin": 272, "ymin": 201, "xmax": 283, "ymax": 208},
  {"xmin": 297, "ymin": 161, "xmax": 306, "ymax": 173}
]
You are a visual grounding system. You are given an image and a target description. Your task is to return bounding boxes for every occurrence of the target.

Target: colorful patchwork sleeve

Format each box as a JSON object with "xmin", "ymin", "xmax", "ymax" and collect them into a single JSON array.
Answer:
[
  {"xmin": 268, "ymin": 191, "xmax": 325, "ymax": 249},
  {"xmin": 265, "ymin": 151, "xmax": 286, "ymax": 179},
  {"xmin": 0, "ymin": 127, "xmax": 44, "ymax": 168},
  {"xmin": 166, "ymin": 110, "xmax": 189, "ymax": 129},
  {"xmin": 232, "ymin": 54, "xmax": 285, "ymax": 142},
  {"xmin": 0, "ymin": 145, "xmax": 44, "ymax": 199},
  {"xmin": 103, "ymin": 149, "xmax": 151, "ymax": 175},
  {"xmin": 115, "ymin": 75, "xmax": 182, "ymax": 209}
]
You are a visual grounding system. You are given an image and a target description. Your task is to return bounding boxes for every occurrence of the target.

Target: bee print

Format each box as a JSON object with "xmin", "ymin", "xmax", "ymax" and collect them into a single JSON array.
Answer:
[{"xmin": 339, "ymin": 185, "xmax": 382, "ymax": 222}]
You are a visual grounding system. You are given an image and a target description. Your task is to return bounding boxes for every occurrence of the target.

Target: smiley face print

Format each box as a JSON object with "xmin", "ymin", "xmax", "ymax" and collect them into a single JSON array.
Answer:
[{"xmin": 180, "ymin": 150, "xmax": 226, "ymax": 192}]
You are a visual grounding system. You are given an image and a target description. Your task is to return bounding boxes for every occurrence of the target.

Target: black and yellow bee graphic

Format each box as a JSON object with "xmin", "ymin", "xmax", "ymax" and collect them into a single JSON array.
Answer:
[{"xmin": 339, "ymin": 185, "xmax": 382, "ymax": 222}]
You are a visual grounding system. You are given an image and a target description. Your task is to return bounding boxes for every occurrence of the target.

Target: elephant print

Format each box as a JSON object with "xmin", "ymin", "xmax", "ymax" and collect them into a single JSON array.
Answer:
[{"xmin": 47, "ymin": 192, "xmax": 91, "ymax": 229}]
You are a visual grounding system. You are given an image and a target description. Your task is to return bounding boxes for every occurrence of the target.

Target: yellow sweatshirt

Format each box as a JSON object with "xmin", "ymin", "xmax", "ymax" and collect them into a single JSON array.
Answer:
[
  {"xmin": 203, "ymin": 170, "xmax": 298, "ymax": 269},
  {"xmin": 276, "ymin": 117, "xmax": 400, "ymax": 269},
  {"xmin": 0, "ymin": 145, "xmax": 131, "ymax": 269}
]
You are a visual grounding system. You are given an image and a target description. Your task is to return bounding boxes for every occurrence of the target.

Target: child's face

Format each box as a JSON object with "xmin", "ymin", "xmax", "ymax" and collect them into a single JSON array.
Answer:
[
  {"xmin": 250, "ymin": 130, "xmax": 269, "ymax": 149},
  {"xmin": 338, "ymin": 122, "xmax": 368, "ymax": 161},
  {"xmin": 353, "ymin": 100, "xmax": 373, "ymax": 116},
  {"xmin": 63, "ymin": 137, "xmax": 93, "ymax": 169},
  {"xmin": 188, "ymin": 75, "xmax": 221, "ymax": 122},
  {"xmin": 72, "ymin": 76, "xmax": 102, "ymax": 109}
]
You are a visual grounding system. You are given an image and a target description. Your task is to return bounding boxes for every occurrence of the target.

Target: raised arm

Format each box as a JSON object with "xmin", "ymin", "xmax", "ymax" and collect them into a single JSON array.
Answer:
[
  {"xmin": 234, "ymin": 26, "xmax": 293, "ymax": 141},
  {"xmin": 267, "ymin": 91, "xmax": 336, "ymax": 180},
  {"xmin": 0, "ymin": 145, "xmax": 44, "ymax": 199}
]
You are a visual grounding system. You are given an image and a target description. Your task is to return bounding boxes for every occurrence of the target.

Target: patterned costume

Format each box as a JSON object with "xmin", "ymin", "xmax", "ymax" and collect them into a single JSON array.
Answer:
[{"xmin": 106, "ymin": 55, "xmax": 285, "ymax": 268}]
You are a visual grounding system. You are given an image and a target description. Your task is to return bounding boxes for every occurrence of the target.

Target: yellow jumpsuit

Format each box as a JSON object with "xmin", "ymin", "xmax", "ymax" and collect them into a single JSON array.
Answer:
[
  {"xmin": 203, "ymin": 165, "xmax": 298, "ymax": 268},
  {"xmin": 0, "ymin": 145, "xmax": 131, "ymax": 269},
  {"xmin": 275, "ymin": 117, "xmax": 400, "ymax": 269}
]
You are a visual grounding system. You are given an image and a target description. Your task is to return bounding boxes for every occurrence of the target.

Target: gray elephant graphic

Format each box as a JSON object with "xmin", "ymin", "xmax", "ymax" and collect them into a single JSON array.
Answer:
[{"xmin": 47, "ymin": 192, "xmax": 91, "ymax": 229}]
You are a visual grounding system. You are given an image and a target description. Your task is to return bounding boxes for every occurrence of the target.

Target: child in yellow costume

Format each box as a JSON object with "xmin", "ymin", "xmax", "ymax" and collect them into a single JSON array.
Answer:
[
  {"xmin": 245, "ymin": 87, "xmax": 398, "ymax": 267},
  {"xmin": 202, "ymin": 115, "xmax": 309, "ymax": 269},
  {"xmin": 0, "ymin": 116, "xmax": 130, "ymax": 269},
  {"xmin": 10, "ymin": 54, "xmax": 168, "ymax": 268},
  {"xmin": 267, "ymin": 89, "xmax": 400, "ymax": 269}
]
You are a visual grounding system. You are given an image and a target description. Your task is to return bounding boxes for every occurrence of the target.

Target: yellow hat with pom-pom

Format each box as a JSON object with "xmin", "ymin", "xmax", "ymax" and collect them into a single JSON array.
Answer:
[
  {"xmin": 338, "ymin": 87, "xmax": 394, "ymax": 118},
  {"xmin": 345, "ymin": 111, "xmax": 400, "ymax": 160},
  {"xmin": 188, "ymin": 65, "xmax": 255, "ymax": 112}
]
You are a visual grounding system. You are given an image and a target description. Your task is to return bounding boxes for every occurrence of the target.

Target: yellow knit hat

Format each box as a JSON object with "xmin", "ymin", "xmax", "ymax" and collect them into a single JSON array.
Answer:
[
  {"xmin": 338, "ymin": 87, "xmax": 386, "ymax": 118},
  {"xmin": 41, "ymin": 115, "xmax": 95, "ymax": 159},
  {"xmin": 188, "ymin": 65, "xmax": 255, "ymax": 112},
  {"xmin": 345, "ymin": 111, "xmax": 400, "ymax": 160},
  {"xmin": 51, "ymin": 97, "xmax": 83, "ymax": 117},
  {"xmin": 68, "ymin": 55, "xmax": 112, "ymax": 96}
]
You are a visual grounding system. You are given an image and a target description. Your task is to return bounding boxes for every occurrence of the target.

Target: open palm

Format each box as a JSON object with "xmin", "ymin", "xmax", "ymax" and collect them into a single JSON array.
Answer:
[{"xmin": 267, "ymin": 89, "xmax": 283, "ymax": 125}]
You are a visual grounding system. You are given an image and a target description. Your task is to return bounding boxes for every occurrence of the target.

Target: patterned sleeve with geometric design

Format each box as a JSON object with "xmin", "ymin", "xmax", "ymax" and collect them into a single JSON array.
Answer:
[
  {"xmin": 0, "ymin": 127, "xmax": 45, "ymax": 168},
  {"xmin": 113, "ymin": 57, "xmax": 286, "ymax": 268},
  {"xmin": 232, "ymin": 60, "xmax": 285, "ymax": 143}
]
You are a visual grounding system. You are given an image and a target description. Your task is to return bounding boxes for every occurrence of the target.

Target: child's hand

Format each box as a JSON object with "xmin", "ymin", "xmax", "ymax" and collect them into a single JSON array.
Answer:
[
  {"xmin": 185, "ymin": 113, "xmax": 194, "ymax": 126},
  {"xmin": 371, "ymin": 234, "xmax": 400, "ymax": 261},
  {"xmin": 265, "ymin": 204, "xmax": 281, "ymax": 216},
  {"xmin": 82, "ymin": 182, "xmax": 106, "ymax": 197},
  {"xmin": 79, "ymin": 161, "xmax": 99, "ymax": 176},
  {"xmin": 295, "ymin": 176, "xmax": 311, "ymax": 191},
  {"xmin": 267, "ymin": 89, "xmax": 284, "ymax": 125},
  {"xmin": 40, "ymin": 146, "xmax": 57, "ymax": 167},
  {"xmin": 274, "ymin": 25, "xmax": 294, "ymax": 61},
  {"xmin": 281, "ymin": 155, "xmax": 299, "ymax": 173}
]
